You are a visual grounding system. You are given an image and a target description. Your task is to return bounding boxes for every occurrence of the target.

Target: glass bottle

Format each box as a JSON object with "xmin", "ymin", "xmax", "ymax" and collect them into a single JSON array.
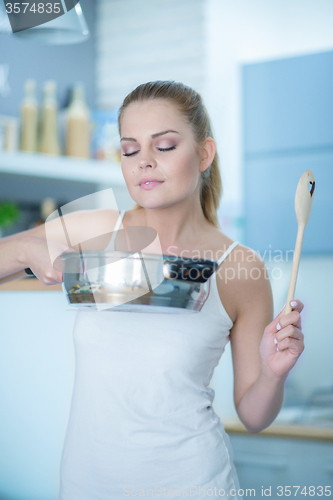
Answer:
[
  {"xmin": 20, "ymin": 79, "xmax": 38, "ymax": 153},
  {"xmin": 66, "ymin": 82, "xmax": 90, "ymax": 158},
  {"xmin": 39, "ymin": 80, "xmax": 60, "ymax": 155}
]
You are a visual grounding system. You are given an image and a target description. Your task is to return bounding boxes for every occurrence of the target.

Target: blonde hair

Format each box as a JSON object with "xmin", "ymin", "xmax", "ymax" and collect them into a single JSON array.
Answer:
[{"xmin": 118, "ymin": 80, "xmax": 222, "ymax": 228}]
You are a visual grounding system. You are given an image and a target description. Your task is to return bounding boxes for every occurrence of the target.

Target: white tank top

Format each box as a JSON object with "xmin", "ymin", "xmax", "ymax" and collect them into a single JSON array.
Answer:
[{"xmin": 59, "ymin": 209, "xmax": 242, "ymax": 499}]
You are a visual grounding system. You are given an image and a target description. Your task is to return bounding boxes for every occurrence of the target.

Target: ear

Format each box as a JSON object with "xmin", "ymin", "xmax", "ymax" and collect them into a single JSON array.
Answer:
[{"xmin": 199, "ymin": 137, "xmax": 216, "ymax": 173}]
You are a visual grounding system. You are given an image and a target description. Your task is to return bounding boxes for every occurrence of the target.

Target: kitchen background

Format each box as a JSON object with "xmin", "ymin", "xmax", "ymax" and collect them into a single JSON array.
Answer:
[{"xmin": 1, "ymin": 0, "xmax": 333, "ymax": 499}]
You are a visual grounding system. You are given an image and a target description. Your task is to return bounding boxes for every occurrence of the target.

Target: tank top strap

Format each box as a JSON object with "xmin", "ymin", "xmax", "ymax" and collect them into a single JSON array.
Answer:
[
  {"xmin": 114, "ymin": 209, "xmax": 126, "ymax": 231},
  {"xmin": 106, "ymin": 209, "xmax": 126, "ymax": 251},
  {"xmin": 216, "ymin": 240, "xmax": 240, "ymax": 266}
]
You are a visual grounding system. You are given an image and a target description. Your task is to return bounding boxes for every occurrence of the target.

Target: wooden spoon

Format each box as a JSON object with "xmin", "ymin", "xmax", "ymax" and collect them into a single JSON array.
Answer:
[{"xmin": 284, "ymin": 169, "xmax": 315, "ymax": 316}]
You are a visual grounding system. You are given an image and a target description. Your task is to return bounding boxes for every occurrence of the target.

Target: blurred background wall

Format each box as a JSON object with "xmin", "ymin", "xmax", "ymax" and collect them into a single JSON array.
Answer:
[{"xmin": 95, "ymin": 0, "xmax": 205, "ymax": 108}]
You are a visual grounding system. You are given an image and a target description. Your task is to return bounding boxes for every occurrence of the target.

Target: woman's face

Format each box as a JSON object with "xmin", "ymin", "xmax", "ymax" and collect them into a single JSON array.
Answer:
[{"xmin": 119, "ymin": 99, "xmax": 211, "ymax": 210}]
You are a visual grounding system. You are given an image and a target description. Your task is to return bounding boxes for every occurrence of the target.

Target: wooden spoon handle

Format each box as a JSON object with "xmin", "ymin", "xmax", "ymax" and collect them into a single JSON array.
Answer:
[{"xmin": 284, "ymin": 224, "xmax": 305, "ymax": 316}]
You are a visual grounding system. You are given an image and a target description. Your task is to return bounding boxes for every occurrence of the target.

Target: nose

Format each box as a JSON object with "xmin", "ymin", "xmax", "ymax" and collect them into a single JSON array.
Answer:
[
  {"xmin": 139, "ymin": 159, "xmax": 156, "ymax": 169},
  {"xmin": 138, "ymin": 147, "xmax": 156, "ymax": 169}
]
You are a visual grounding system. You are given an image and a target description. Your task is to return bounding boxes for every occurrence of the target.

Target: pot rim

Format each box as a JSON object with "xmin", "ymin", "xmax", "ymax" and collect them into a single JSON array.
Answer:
[{"xmin": 60, "ymin": 250, "xmax": 218, "ymax": 265}]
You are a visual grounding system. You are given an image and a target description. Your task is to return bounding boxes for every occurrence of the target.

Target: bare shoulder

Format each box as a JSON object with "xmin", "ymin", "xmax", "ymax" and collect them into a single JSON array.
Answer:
[
  {"xmin": 72, "ymin": 208, "xmax": 125, "ymax": 250},
  {"xmin": 213, "ymin": 233, "xmax": 272, "ymax": 325},
  {"xmin": 85, "ymin": 208, "xmax": 122, "ymax": 228},
  {"xmin": 217, "ymin": 241, "xmax": 267, "ymax": 276}
]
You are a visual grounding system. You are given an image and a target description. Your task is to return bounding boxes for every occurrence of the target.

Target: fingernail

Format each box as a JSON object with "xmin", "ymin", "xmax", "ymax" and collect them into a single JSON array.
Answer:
[
  {"xmin": 291, "ymin": 301, "xmax": 297, "ymax": 307},
  {"xmin": 276, "ymin": 322, "xmax": 281, "ymax": 330},
  {"xmin": 277, "ymin": 346, "xmax": 279, "ymax": 351},
  {"xmin": 274, "ymin": 338, "xmax": 278, "ymax": 344}
]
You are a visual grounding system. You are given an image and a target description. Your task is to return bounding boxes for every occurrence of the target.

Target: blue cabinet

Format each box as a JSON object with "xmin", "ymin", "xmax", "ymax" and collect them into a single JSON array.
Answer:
[
  {"xmin": 244, "ymin": 152, "xmax": 333, "ymax": 254},
  {"xmin": 243, "ymin": 50, "xmax": 333, "ymax": 155},
  {"xmin": 242, "ymin": 50, "xmax": 333, "ymax": 254}
]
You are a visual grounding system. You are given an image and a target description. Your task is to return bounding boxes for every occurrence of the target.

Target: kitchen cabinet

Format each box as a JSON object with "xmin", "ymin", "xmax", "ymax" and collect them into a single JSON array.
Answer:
[
  {"xmin": 229, "ymin": 432, "xmax": 333, "ymax": 499},
  {"xmin": 0, "ymin": 290, "xmax": 76, "ymax": 500},
  {"xmin": 242, "ymin": 50, "xmax": 333, "ymax": 254},
  {"xmin": 244, "ymin": 152, "xmax": 333, "ymax": 254},
  {"xmin": 243, "ymin": 50, "xmax": 333, "ymax": 155}
]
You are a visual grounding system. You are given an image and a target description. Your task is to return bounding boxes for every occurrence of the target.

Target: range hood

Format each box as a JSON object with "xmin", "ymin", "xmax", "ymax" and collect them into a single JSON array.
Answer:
[{"xmin": 0, "ymin": 1, "xmax": 90, "ymax": 45}]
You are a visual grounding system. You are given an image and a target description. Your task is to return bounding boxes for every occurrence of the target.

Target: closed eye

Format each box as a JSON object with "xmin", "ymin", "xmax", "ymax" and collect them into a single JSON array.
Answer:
[
  {"xmin": 158, "ymin": 146, "xmax": 176, "ymax": 152},
  {"xmin": 122, "ymin": 151, "xmax": 137, "ymax": 157},
  {"xmin": 123, "ymin": 146, "xmax": 176, "ymax": 157}
]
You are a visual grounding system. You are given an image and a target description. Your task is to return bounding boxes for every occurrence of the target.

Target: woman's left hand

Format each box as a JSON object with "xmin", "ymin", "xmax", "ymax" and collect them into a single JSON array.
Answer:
[{"xmin": 259, "ymin": 299, "xmax": 305, "ymax": 380}]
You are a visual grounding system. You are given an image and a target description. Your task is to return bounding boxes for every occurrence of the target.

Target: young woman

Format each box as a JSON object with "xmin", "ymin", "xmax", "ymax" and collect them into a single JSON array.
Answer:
[{"xmin": 0, "ymin": 81, "xmax": 304, "ymax": 499}]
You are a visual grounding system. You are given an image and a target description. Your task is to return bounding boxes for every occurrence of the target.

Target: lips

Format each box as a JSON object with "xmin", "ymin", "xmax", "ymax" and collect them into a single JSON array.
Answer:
[
  {"xmin": 140, "ymin": 179, "xmax": 164, "ymax": 191},
  {"xmin": 139, "ymin": 178, "xmax": 163, "ymax": 186}
]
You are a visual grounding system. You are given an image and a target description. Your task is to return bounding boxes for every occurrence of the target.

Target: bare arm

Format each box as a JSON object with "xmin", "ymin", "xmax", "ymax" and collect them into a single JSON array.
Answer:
[
  {"xmin": 225, "ymin": 248, "xmax": 304, "ymax": 433},
  {"xmin": 0, "ymin": 235, "xmax": 31, "ymax": 283},
  {"xmin": 0, "ymin": 208, "xmax": 120, "ymax": 284}
]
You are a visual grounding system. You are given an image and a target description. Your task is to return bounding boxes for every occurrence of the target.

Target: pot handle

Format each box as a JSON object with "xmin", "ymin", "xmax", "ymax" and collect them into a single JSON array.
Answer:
[{"xmin": 25, "ymin": 267, "xmax": 35, "ymax": 276}]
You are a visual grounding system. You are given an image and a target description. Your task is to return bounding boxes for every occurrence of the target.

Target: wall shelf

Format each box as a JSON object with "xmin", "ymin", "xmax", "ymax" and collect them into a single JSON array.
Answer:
[
  {"xmin": 0, "ymin": 151, "xmax": 125, "ymax": 185},
  {"xmin": 0, "ymin": 278, "xmax": 62, "ymax": 292}
]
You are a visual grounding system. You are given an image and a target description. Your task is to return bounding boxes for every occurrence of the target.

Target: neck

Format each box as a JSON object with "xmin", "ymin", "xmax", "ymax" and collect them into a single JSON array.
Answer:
[{"xmin": 139, "ymin": 198, "xmax": 212, "ymax": 255}]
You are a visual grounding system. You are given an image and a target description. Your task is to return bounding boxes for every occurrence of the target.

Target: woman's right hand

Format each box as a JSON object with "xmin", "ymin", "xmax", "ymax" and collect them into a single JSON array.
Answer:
[{"xmin": 23, "ymin": 236, "xmax": 76, "ymax": 286}]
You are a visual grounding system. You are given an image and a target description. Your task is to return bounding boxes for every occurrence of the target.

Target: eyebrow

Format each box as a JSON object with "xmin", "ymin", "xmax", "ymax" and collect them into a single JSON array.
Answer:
[{"xmin": 120, "ymin": 130, "xmax": 180, "ymax": 142}]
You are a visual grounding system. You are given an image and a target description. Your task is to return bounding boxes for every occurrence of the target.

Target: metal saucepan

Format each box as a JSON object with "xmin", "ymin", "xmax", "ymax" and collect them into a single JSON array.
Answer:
[{"xmin": 57, "ymin": 250, "xmax": 218, "ymax": 313}]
